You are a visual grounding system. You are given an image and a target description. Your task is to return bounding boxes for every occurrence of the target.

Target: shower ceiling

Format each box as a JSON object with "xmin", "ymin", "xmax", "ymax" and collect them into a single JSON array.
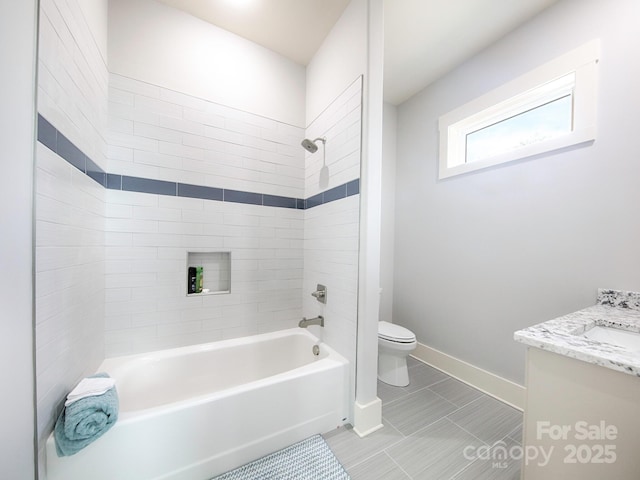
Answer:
[
  {"xmin": 159, "ymin": 0, "xmax": 560, "ymax": 105},
  {"xmin": 155, "ymin": 0, "xmax": 350, "ymax": 66}
]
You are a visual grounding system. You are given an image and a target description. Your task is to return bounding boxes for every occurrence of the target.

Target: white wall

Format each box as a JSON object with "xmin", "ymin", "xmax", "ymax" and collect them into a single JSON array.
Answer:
[
  {"xmin": 380, "ymin": 103, "xmax": 397, "ymax": 323},
  {"xmin": 108, "ymin": 0, "xmax": 306, "ymax": 127},
  {"xmin": 305, "ymin": 0, "xmax": 367, "ymax": 125},
  {"xmin": 394, "ymin": 0, "xmax": 640, "ymax": 385},
  {"xmin": 0, "ymin": 0, "xmax": 37, "ymax": 477},
  {"xmin": 36, "ymin": 0, "xmax": 109, "ymax": 470}
]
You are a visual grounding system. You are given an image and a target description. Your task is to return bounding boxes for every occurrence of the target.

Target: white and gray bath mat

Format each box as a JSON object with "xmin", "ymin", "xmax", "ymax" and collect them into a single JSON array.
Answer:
[{"xmin": 212, "ymin": 434, "xmax": 350, "ymax": 480}]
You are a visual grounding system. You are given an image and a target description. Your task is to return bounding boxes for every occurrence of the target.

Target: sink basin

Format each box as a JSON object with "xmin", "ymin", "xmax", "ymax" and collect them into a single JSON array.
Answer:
[{"xmin": 581, "ymin": 326, "xmax": 640, "ymax": 351}]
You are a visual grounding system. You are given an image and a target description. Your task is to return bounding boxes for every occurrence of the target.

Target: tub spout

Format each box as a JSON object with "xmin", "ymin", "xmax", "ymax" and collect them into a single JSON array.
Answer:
[{"xmin": 299, "ymin": 316, "xmax": 324, "ymax": 328}]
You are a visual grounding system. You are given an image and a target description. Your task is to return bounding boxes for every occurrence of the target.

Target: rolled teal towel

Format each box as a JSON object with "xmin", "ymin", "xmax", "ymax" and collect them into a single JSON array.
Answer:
[{"xmin": 54, "ymin": 373, "xmax": 119, "ymax": 457}]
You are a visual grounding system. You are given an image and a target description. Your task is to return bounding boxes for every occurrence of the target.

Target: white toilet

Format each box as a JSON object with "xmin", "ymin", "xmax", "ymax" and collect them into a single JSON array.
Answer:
[{"xmin": 377, "ymin": 321, "xmax": 417, "ymax": 387}]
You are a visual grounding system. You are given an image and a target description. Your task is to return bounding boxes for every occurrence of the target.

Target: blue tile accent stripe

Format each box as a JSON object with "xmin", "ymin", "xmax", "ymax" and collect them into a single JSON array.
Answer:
[
  {"xmin": 224, "ymin": 189, "xmax": 263, "ymax": 206},
  {"xmin": 177, "ymin": 183, "xmax": 223, "ymax": 201},
  {"xmin": 122, "ymin": 176, "xmax": 177, "ymax": 196},
  {"xmin": 37, "ymin": 115, "xmax": 107, "ymax": 187},
  {"xmin": 37, "ymin": 114, "xmax": 359, "ymax": 210}
]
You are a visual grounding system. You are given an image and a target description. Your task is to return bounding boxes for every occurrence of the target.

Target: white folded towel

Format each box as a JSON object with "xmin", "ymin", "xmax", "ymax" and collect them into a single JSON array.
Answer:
[{"xmin": 65, "ymin": 377, "xmax": 116, "ymax": 406}]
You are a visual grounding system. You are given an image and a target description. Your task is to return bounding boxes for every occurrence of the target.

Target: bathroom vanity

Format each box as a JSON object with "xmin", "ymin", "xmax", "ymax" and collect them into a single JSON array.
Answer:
[{"xmin": 514, "ymin": 289, "xmax": 640, "ymax": 480}]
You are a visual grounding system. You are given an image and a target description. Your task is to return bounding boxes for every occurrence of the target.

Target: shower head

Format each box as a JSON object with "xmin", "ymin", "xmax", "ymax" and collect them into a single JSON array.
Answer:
[{"xmin": 300, "ymin": 137, "xmax": 326, "ymax": 154}]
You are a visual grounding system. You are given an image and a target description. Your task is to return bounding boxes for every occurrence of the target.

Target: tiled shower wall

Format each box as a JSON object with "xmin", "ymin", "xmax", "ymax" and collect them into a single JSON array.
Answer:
[
  {"xmin": 104, "ymin": 74, "xmax": 306, "ymax": 356},
  {"xmin": 104, "ymin": 75, "xmax": 362, "ymax": 361},
  {"xmin": 302, "ymin": 78, "xmax": 362, "ymax": 412},
  {"xmin": 107, "ymin": 74, "xmax": 305, "ymax": 198},
  {"xmin": 34, "ymin": 0, "xmax": 363, "ymax": 460},
  {"xmin": 35, "ymin": 0, "xmax": 108, "ymax": 463}
]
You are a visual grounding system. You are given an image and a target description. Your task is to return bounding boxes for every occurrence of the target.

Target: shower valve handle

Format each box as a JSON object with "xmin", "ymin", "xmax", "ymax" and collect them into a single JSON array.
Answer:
[{"xmin": 311, "ymin": 284, "xmax": 327, "ymax": 304}]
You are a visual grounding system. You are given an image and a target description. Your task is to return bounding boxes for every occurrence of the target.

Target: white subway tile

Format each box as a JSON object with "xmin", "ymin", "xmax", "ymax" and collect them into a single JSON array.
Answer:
[
  {"xmin": 158, "ymin": 140, "xmax": 204, "ymax": 161},
  {"xmin": 106, "ymin": 273, "xmax": 157, "ymax": 289},
  {"xmin": 105, "ymin": 299, "xmax": 156, "ymax": 318},
  {"xmin": 182, "ymin": 132, "xmax": 226, "ymax": 152},
  {"xmin": 158, "ymin": 221, "xmax": 203, "ymax": 235},
  {"xmin": 104, "ymin": 314, "xmax": 132, "ymax": 331},
  {"xmin": 132, "ymin": 233, "xmax": 183, "ymax": 247},
  {"xmin": 105, "ymin": 259, "xmax": 132, "ymax": 274},
  {"xmin": 132, "ymin": 310, "xmax": 182, "ymax": 327},
  {"xmin": 108, "ymin": 87, "xmax": 135, "ymax": 106},
  {"xmin": 180, "ymin": 235, "xmax": 225, "ymax": 249},
  {"xmin": 181, "ymin": 209, "xmax": 224, "ymax": 224},
  {"xmin": 158, "ymin": 115, "xmax": 206, "ymax": 136},
  {"xmin": 158, "ymin": 195, "xmax": 203, "ymax": 211},
  {"xmin": 106, "ymin": 190, "xmax": 159, "ymax": 207},
  {"xmin": 108, "ymin": 130, "xmax": 159, "ymax": 152},
  {"xmin": 105, "ymin": 232, "xmax": 133, "ymax": 247},
  {"xmin": 110, "ymin": 74, "xmax": 160, "ymax": 98},
  {"xmin": 105, "ymin": 326, "xmax": 157, "ymax": 344},
  {"xmin": 107, "ymin": 144, "xmax": 134, "ymax": 162},
  {"xmin": 105, "ymin": 218, "xmax": 158, "ymax": 233},
  {"xmin": 106, "ymin": 246, "xmax": 158, "ymax": 260},
  {"xmin": 134, "ymin": 94, "xmax": 182, "ymax": 118},
  {"xmin": 183, "ymin": 107, "xmax": 225, "ymax": 128},
  {"xmin": 106, "ymin": 204, "xmax": 133, "ymax": 219},
  {"xmin": 108, "ymin": 115, "xmax": 133, "ymax": 134},
  {"xmin": 134, "ymin": 122, "xmax": 183, "ymax": 144},
  {"xmin": 204, "ymin": 125, "xmax": 243, "ymax": 145},
  {"xmin": 133, "ymin": 205, "xmax": 181, "ymax": 222},
  {"xmin": 157, "ymin": 320, "xmax": 202, "ymax": 338}
]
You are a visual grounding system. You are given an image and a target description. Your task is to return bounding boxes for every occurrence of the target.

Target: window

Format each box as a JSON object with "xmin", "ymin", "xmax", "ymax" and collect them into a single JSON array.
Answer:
[{"xmin": 439, "ymin": 40, "xmax": 599, "ymax": 179}]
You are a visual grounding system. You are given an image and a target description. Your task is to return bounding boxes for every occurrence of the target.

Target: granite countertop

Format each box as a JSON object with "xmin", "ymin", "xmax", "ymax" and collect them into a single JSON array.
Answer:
[{"xmin": 514, "ymin": 289, "xmax": 640, "ymax": 377}]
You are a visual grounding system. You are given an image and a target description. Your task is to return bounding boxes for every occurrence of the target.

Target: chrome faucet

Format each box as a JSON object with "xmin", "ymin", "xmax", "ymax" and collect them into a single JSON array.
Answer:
[{"xmin": 299, "ymin": 315, "xmax": 324, "ymax": 328}]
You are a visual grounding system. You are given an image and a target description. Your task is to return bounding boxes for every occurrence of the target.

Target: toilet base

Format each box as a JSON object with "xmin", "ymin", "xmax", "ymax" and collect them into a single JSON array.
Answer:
[{"xmin": 378, "ymin": 354, "xmax": 410, "ymax": 387}]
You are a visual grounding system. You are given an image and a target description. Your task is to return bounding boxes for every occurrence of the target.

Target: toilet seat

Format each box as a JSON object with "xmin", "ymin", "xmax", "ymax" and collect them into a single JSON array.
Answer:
[{"xmin": 378, "ymin": 321, "xmax": 416, "ymax": 344}]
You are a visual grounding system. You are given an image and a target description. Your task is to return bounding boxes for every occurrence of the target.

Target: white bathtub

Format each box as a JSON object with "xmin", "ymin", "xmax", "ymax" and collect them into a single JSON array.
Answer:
[{"xmin": 45, "ymin": 328, "xmax": 349, "ymax": 480}]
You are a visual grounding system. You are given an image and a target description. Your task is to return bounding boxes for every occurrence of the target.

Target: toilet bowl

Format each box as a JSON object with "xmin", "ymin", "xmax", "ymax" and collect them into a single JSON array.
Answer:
[{"xmin": 378, "ymin": 321, "xmax": 417, "ymax": 387}]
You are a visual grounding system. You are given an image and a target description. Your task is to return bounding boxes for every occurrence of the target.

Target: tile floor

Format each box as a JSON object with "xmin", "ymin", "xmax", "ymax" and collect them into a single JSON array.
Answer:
[{"xmin": 323, "ymin": 357, "xmax": 523, "ymax": 480}]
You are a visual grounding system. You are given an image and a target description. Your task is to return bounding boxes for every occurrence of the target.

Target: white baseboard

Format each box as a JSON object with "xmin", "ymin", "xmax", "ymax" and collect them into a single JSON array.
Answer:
[
  {"xmin": 352, "ymin": 397, "xmax": 383, "ymax": 437},
  {"xmin": 412, "ymin": 342, "xmax": 525, "ymax": 411}
]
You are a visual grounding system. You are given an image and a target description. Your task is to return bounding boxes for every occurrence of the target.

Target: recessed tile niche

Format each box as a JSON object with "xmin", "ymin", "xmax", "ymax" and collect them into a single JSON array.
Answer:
[{"xmin": 186, "ymin": 252, "xmax": 231, "ymax": 296}]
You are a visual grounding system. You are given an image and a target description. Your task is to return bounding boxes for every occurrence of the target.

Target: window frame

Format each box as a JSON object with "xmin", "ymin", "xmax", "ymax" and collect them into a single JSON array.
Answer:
[{"xmin": 438, "ymin": 40, "xmax": 600, "ymax": 179}]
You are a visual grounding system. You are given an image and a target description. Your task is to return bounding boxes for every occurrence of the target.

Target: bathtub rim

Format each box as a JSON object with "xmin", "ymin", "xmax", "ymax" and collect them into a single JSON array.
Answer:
[{"xmin": 99, "ymin": 327, "xmax": 348, "ymax": 421}]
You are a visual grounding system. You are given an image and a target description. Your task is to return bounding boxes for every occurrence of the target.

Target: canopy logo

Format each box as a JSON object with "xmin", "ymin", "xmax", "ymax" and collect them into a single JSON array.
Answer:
[{"xmin": 462, "ymin": 420, "xmax": 618, "ymax": 469}]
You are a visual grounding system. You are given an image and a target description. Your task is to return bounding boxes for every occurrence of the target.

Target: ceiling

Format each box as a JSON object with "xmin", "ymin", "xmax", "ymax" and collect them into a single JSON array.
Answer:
[
  {"xmin": 156, "ymin": 0, "xmax": 351, "ymax": 66},
  {"xmin": 383, "ymin": 0, "xmax": 559, "ymax": 105},
  {"xmin": 158, "ymin": 0, "xmax": 560, "ymax": 106}
]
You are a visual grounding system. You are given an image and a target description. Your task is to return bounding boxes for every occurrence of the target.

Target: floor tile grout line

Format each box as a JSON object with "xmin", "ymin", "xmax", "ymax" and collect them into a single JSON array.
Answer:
[
  {"xmin": 382, "ymin": 450, "xmax": 414, "ymax": 480},
  {"xmin": 450, "ymin": 393, "xmax": 487, "ymax": 411},
  {"xmin": 389, "ymin": 418, "xmax": 482, "ymax": 480},
  {"xmin": 506, "ymin": 423, "xmax": 524, "ymax": 441},
  {"xmin": 448, "ymin": 456, "xmax": 480, "ymax": 480},
  {"xmin": 391, "ymin": 415, "xmax": 463, "ymax": 446},
  {"xmin": 379, "ymin": 415, "xmax": 406, "ymax": 441},
  {"xmin": 425, "ymin": 376, "xmax": 449, "ymax": 388},
  {"xmin": 382, "ymin": 380, "xmax": 455, "ymax": 409},
  {"xmin": 445, "ymin": 392, "xmax": 486, "ymax": 416},
  {"xmin": 507, "ymin": 435, "xmax": 521, "ymax": 445},
  {"xmin": 425, "ymin": 386, "xmax": 465, "ymax": 412},
  {"xmin": 339, "ymin": 431, "xmax": 407, "ymax": 474},
  {"xmin": 445, "ymin": 416, "xmax": 492, "ymax": 447},
  {"xmin": 339, "ymin": 367, "xmax": 524, "ymax": 480},
  {"xmin": 504, "ymin": 433, "xmax": 522, "ymax": 445}
]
